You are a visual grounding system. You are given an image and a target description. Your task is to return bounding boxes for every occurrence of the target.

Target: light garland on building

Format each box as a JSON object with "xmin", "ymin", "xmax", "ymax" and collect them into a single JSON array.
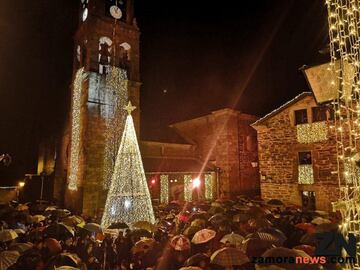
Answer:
[
  {"xmin": 296, "ymin": 122, "xmax": 328, "ymax": 144},
  {"xmin": 103, "ymin": 67, "xmax": 128, "ymax": 189},
  {"xmin": 204, "ymin": 174, "xmax": 213, "ymax": 200},
  {"xmin": 101, "ymin": 102, "xmax": 155, "ymax": 228},
  {"xmin": 184, "ymin": 175, "xmax": 192, "ymax": 202},
  {"xmin": 160, "ymin": 175, "xmax": 169, "ymax": 204},
  {"xmin": 68, "ymin": 68, "xmax": 86, "ymax": 191},
  {"xmin": 326, "ymin": 1, "xmax": 360, "ymax": 268},
  {"xmin": 298, "ymin": 164, "xmax": 314, "ymax": 185}
]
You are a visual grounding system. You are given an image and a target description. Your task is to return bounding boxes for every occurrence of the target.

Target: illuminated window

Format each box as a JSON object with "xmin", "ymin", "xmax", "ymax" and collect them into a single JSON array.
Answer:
[
  {"xmin": 298, "ymin": 152, "xmax": 314, "ymax": 184},
  {"xmin": 294, "ymin": 109, "xmax": 308, "ymax": 125}
]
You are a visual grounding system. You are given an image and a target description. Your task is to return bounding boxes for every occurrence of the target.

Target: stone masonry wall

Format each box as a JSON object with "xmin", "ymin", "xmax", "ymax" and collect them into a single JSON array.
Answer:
[{"xmin": 255, "ymin": 95, "xmax": 339, "ymax": 211}]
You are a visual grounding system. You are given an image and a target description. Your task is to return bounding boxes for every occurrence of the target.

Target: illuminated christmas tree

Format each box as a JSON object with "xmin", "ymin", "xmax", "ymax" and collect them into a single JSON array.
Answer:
[{"xmin": 101, "ymin": 101, "xmax": 155, "ymax": 228}]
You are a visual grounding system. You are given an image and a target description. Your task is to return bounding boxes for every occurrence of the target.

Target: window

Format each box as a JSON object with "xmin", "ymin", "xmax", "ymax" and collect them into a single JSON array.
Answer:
[
  {"xmin": 312, "ymin": 106, "xmax": 327, "ymax": 122},
  {"xmin": 294, "ymin": 109, "xmax": 308, "ymax": 125},
  {"xmin": 298, "ymin": 152, "xmax": 312, "ymax": 165}
]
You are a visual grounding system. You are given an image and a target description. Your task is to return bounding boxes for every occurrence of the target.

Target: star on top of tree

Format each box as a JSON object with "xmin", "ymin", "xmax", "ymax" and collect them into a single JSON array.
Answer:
[{"xmin": 124, "ymin": 101, "xmax": 136, "ymax": 115}]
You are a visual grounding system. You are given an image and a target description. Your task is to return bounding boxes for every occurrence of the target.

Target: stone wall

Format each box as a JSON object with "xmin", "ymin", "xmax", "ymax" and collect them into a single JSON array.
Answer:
[
  {"xmin": 171, "ymin": 109, "xmax": 260, "ymax": 198},
  {"xmin": 254, "ymin": 95, "xmax": 340, "ymax": 211}
]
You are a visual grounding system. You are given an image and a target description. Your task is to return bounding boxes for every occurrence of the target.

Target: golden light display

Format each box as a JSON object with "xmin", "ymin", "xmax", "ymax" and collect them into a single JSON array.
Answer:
[
  {"xmin": 326, "ymin": 1, "xmax": 360, "ymax": 268},
  {"xmin": 68, "ymin": 68, "xmax": 86, "ymax": 191},
  {"xmin": 101, "ymin": 102, "xmax": 155, "ymax": 228},
  {"xmin": 184, "ymin": 175, "xmax": 192, "ymax": 202},
  {"xmin": 205, "ymin": 174, "xmax": 213, "ymax": 200},
  {"xmin": 160, "ymin": 175, "xmax": 169, "ymax": 204},
  {"xmin": 296, "ymin": 122, "xmax": 328, "ymax": 144},
  {"xmin": 103, "ymin": 67, "xmax": 128, "ymax": 189},
  {"xmin": 298, "ymin": 165, "xmax": 314, "ymax": 185}
]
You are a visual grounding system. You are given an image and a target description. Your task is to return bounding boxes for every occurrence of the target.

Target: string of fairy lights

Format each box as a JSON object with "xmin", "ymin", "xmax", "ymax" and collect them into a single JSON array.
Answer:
[
  {"xmin": 101, "ymin": 102, "xmax": 155, "ymax": 227},
  {"xmin": 68, "ymin": 68, "xmax": 86, "ymax": 191},
  {"xmin": 326, "ymin": 0, "xmax": 360, "ymax": 268},
  {"xmin": 296, "ymin": 122, "xmax": 328, "ymax": 144},
  {"xmin": 103, "ymin": 67, "xmax": 128, "ymax": 189}
]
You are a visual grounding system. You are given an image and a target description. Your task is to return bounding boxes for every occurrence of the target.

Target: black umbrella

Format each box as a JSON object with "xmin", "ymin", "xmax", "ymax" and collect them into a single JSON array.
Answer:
[
  {"xmin": 44, "ymin": 223, "xmax": 74, "ymax": 241},
  {"xmin": 130, "ymin": 229, "xmax": 152, "ymax": 243},
  {"xmin": 44, "ymin": 253, "xmax": 79, "ymax": 270},
  {"xmin": 184, "ymin": 253, "xmax": 210, "ymax": 267}
]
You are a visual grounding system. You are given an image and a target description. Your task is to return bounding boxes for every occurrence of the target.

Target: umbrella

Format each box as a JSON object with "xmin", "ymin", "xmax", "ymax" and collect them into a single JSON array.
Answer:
[
  {"xmin": 208, "ymin": 213, "xmax": 228, "ymax": 225},
  {"xmin": 183, "ymin": 226, "xmax": 202, "ymax": 238},
  {"xmin": 0, "ymin": 250, "xmax": 19, "ymax": 269},
  {"xmin": 295, "ymin": 223, "xmax": 316, "ymax": 233},
  {"xmin": 242, "ymin": 237, "xmax": 275, "ymax": 258},
  {"xmin": 190, "ymin": 219, "xmax": 206, "ymax": 228},
  {"xmin": 108, "ymin": 222, "xmax": 129, "ymax": 229},
  {"xmin": 179, "ymin": 267, "xmax": 202, "ymax": 270},
  {"xmin": 220, "ymin": 232, "xmax": 244, "ymax": 248},
  {"xmin": 311, "ymin": 217, "xmax": 331, "ymax": 225},
  {"xmin": 133, "ymin": 221, "xmax": 155, "ymax": 232},
  {"xmin": 130, "ymin": 229, "xmax": 152, "ymax": 243},
  {"xmin": 54, "ymin": 209, "xmax": 72, "ymax": 218},
  {"xmin": 45, "ymin": 253, "xmax": 80, "ymax": 269},
  {"xmin": 207, "ymin": 206, "xmax": 224, "ymax": 215},
  {"xmin": 45, "ymin": 206, "xmax": 57, "ymax": 212},
  {"xmin": 0, "ymin": 229, "xmax": 18, "ymax": 242},
  {"xmin": 233, "ymin": 213, "xmax": 250, "ymax": 223},
  {"xmin": 211, "ymin": 247, "xmax": 249, "ymax": 267},
  {"xmin": 248, "ymin": 218, "xmax": 272, "ymax": 229},
  {"xmin": 31, "ymin": 215, "xmax": 46, "ymax": 223},
  {"xmin": 132, "ymin": 238, "xmax": 156, "ymax": 254},
  {"xmin": 83, "ymin": 223, "xmax": 102, "ymax": 233},
  {"xmin": 293, "ymin": 245, "xmax": 315, "ymax": 256},
  {"xmin": 258, "ymin": 228, "xmax": 287, "ymax": 245},
  {"xmin": 192, "ymin": 229, "xmax": 216, "ymax": 244},
  {"xmin": 44, "ymin": 223, "xmax": 74, "ymax": 240},
  {"xmin": 10, "ymin": 242, "xmax": 33, "ymax": 254},
  {"xmin": 267, "ymin": 199, "xmax": 283, "ymax": 206},
  {"xmin": 184, "ymin": 253, "xmax": 210, "ymax": 267},
  {"xmin": 170, "ymin": 235, "xmax": 191, "ymax": 251},
  {"xmin": 62, "ymin": 216, "xmax": 84, "ymax": 227},
  {"xmin": 14, "ymin": 229, "xmax": 26, "ymax": 235}
]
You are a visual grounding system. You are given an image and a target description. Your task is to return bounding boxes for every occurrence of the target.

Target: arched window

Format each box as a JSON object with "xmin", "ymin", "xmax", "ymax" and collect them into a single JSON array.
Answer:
[
  {"xmin": 98, "ymin": 37, "xmax": 113, "ymax": 74},
  {"xmin": 118, "ymin": 42, "xmax": 131, "ymax": 74}
]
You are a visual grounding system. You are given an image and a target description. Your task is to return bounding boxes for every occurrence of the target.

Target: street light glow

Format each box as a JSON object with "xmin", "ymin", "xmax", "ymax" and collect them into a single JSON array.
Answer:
[{"xmin": 192, "ymin": 177, "xmax": 201, "ymax": 189}]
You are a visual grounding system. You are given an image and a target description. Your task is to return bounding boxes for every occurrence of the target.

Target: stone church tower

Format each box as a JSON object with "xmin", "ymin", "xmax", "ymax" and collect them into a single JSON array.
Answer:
[{"xmin": 54, "ymin": 0, "xmax": 141, "ymax": 216}]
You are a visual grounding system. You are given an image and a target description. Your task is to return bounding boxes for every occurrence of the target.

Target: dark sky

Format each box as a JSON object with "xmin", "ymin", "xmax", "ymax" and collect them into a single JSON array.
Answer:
[{"xmin": 0, "ymin": 0, "xmax": 329, "ymax": 184}]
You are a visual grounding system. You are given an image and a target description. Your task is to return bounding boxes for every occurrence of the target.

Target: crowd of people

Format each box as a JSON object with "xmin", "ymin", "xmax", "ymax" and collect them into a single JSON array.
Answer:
[{"xmin": 0, "ymin": 197, "xmax": 342, "ymax": 270}]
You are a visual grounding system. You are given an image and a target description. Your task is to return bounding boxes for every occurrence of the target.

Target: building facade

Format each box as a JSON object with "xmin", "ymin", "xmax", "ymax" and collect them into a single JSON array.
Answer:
[{"xmin": 252, "ymin": 92, "xmax": 339, "ymax": 211}]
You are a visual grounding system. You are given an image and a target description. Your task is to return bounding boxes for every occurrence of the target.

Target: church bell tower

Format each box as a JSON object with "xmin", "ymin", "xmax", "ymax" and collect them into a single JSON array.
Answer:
[{"xmin": 54, "ymin": 0, "xmax": 141, "ymax": 216}]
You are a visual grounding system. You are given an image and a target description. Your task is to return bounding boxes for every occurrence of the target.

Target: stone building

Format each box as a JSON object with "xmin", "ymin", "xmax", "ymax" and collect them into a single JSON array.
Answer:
[
  {"xmin": 252, "ymin": 92, "xmax": 339, "ymax": 211},
  {"xmin": 34, "ymin": 0, "xmax": 260, "ymax": 217},
  {"xmin": 141, "ymin": 108, "xmax": 260, "ymax": 205}
]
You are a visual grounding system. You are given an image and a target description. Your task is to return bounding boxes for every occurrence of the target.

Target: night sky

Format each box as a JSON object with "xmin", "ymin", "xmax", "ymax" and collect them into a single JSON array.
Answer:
[{"xmin": 0, "ymin": 0, "xmax": 329, "ymax": 184}]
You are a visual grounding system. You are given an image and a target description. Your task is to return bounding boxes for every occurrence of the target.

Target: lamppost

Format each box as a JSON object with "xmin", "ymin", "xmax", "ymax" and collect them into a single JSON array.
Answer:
[{"xmin": 40, "ymin": 171, "xmax": 46, "ymax": 201}]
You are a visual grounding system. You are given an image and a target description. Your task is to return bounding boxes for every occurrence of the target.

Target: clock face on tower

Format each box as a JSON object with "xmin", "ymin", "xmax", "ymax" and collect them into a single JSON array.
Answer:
[{"xmin": 105, "ymin": 0, "xmax": 127, "ymax": 22}]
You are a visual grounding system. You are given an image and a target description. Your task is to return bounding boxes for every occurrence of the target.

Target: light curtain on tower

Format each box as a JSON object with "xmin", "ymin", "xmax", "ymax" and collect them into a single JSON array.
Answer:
[
  {"xmin": 103, "ymin": 67, "xmax": 128, "ymax": 189},
  {"xmin": 101, "ymin": 103, "xmax": 155, "ymax": 228}
]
